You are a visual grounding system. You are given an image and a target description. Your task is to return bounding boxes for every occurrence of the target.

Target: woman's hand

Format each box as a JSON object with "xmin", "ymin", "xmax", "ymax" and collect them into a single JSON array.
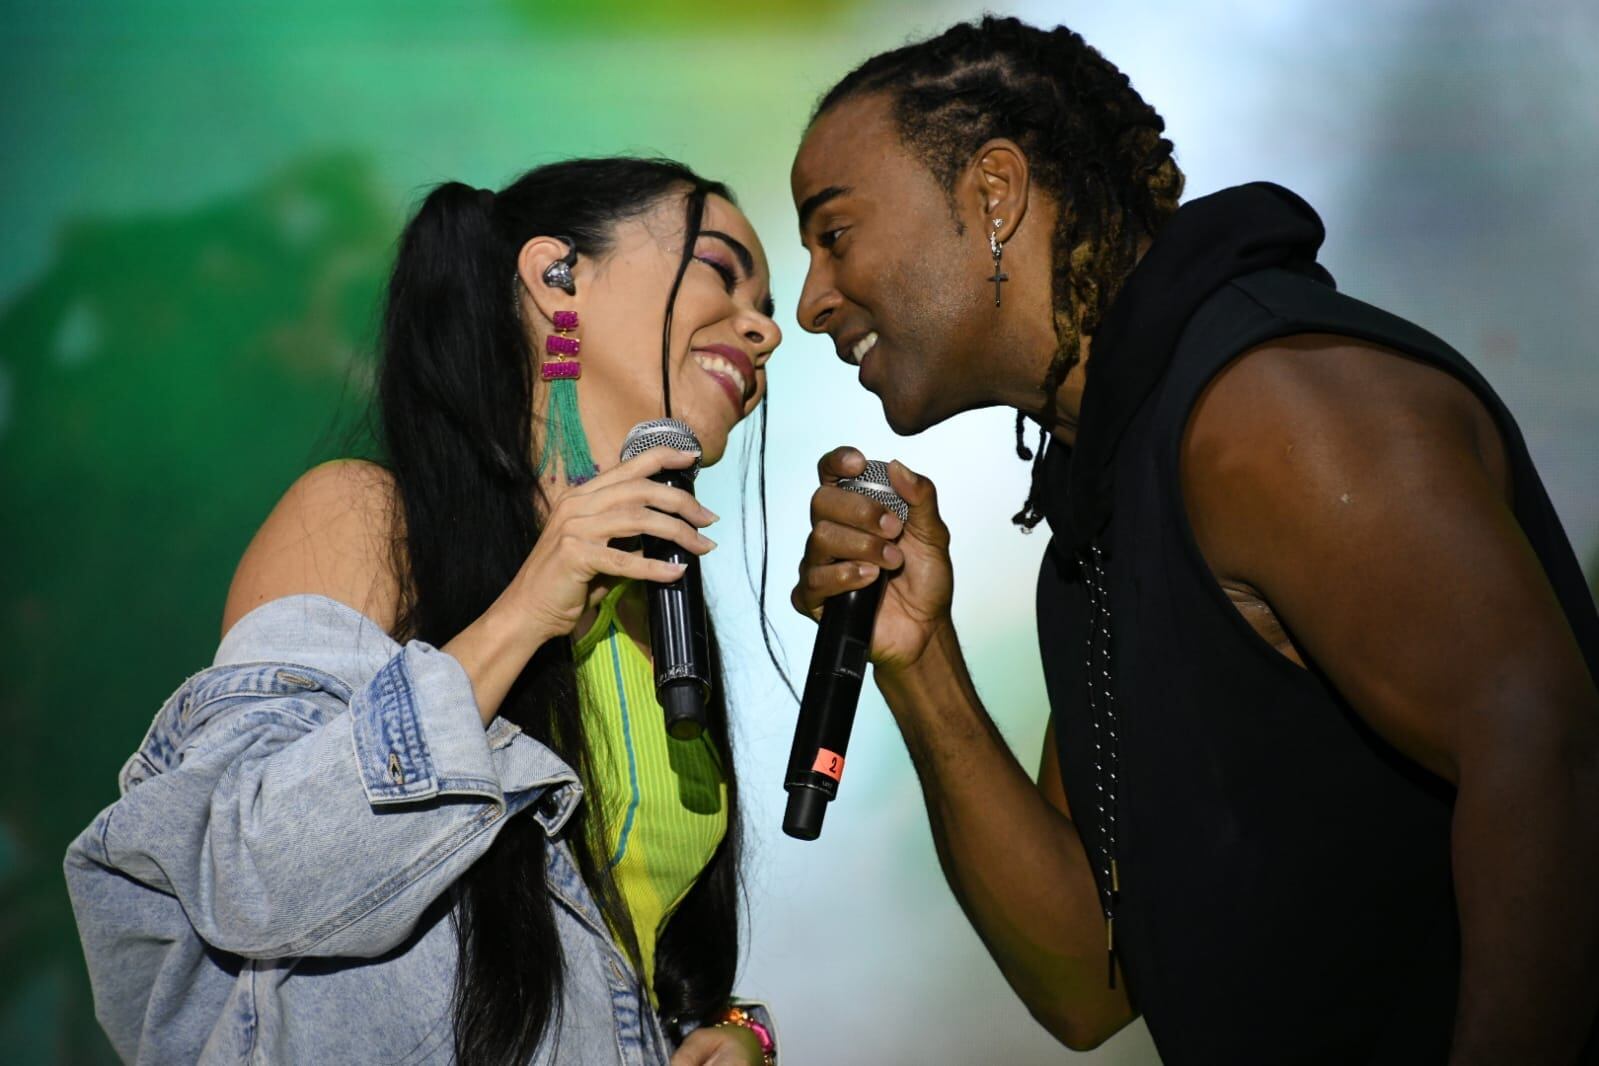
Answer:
[
  {"xmin": 670, "ymin": 1023, "xmax": 767, "ymax": 1066},
  {"xmin": 445, "ymin": 446, "xmax": 717, "ymax": 724},
  {"xmin": 510, "ymin": 446, "xmax": 718, "ymax": 645}
]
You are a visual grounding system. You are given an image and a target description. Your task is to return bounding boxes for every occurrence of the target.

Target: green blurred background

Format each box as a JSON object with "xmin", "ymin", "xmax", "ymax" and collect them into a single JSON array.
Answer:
[{"xmin": 3, "ymin": 1, "xmax": 1595, "ymax": 1062}]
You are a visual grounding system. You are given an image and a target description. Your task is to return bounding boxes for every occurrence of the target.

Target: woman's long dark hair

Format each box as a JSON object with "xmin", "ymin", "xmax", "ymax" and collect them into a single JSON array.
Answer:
[{"xmin": 376, "ymin": 158, "xmax": 748, "ymax": 1064}]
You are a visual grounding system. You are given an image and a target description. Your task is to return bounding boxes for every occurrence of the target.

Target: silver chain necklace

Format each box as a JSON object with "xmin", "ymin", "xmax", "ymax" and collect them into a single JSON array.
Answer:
[{"xmin": 1081, "ymin": 541, "xmax": 1122, "ymax": 988}]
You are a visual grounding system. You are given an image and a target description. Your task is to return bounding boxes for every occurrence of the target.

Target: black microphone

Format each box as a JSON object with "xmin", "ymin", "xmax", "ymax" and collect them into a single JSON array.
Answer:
[
  {"xmin": 783, "ymin": 459, "xmax": 908, "ymax": 841},
  {"xmin": 620, "ymin": 418, "xmax": 712, "ymax": 741}
]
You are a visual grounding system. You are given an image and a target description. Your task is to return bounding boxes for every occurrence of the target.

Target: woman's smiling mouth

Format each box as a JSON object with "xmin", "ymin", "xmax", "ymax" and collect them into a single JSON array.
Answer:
[{"xmin": 692, "ymin": 344, "xmax": 755, "ymax": 410}]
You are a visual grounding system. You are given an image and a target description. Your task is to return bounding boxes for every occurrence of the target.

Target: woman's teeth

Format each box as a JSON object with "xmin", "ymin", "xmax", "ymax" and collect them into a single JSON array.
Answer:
[
  {"xmin": 694, "ymin": 352, "xmax": 747, "ymax": 397},
  {"xmin": 850, "ymin": 331, "xmax": 879, "ymax": 366}
]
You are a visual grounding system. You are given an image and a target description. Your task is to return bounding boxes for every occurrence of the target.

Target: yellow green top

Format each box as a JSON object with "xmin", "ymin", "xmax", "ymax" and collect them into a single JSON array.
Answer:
[{"xmin": 572, "ymin": 581, "xmax": 728, "ymax": 1005}]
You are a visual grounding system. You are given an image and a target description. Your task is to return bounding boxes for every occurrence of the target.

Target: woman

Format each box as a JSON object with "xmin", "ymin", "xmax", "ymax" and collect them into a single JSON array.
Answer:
[{"xmin": 65, "ymin": 158, "xmax": 783, "ymax": 1065}]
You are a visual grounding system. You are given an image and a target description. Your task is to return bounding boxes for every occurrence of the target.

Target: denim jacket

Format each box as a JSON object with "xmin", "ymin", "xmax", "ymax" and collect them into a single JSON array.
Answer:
[{"xmin": 65, "ymin": 594, "xmax": 755, "ymax": 1065}]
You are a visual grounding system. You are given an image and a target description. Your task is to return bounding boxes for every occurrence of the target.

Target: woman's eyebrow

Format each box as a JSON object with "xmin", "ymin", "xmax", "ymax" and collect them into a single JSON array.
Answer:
[{"xmin": 700, "ymin": 228, "xmax": 774, "ymax": 317}]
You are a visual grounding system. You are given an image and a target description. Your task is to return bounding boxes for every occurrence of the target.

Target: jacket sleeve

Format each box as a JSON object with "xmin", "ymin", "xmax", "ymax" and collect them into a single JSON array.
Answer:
[{"xmin": 65, "ymin": 641, "xmax": 580, "ymax": 961}]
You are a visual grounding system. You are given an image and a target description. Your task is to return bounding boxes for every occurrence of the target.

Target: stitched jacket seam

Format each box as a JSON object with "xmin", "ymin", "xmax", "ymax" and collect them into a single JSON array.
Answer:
[{"xmin": 291, "ymin": 807, "xmax": 503, "ymax": 957}]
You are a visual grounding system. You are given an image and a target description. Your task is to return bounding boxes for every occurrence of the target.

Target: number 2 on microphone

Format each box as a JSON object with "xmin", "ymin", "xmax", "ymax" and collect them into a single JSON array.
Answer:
[{"xmin": 812, "ymin": 748, "xmax": 845, "ymax": 782}]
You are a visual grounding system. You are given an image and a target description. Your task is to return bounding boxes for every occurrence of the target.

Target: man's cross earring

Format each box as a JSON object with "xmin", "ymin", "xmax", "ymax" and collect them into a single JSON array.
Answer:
[{"xmin": 988, "ymin": 219, "xmax": 1009, "ymax": 307}]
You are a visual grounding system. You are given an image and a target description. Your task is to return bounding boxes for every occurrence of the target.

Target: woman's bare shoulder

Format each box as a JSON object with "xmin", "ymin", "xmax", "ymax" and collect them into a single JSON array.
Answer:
[{"xmin": 221, "ymin": 459, "xmax": 403, "ymax": 637}]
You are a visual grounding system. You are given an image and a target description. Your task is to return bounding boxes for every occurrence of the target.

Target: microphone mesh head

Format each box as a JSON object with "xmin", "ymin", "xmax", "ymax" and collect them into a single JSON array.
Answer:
[
  {"xmin": 838, "ymin": 459, "xmax": 908, "ymax": 523},
  {"xmin": 620, "ymin": 418, "xmax": 702, "ymax": 481}
]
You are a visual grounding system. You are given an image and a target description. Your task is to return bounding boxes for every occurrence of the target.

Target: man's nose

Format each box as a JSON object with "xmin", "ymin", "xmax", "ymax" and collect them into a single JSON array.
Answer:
[{"xmin": 796, "ymin": 265, "xmax": 841, "ymax": 335}]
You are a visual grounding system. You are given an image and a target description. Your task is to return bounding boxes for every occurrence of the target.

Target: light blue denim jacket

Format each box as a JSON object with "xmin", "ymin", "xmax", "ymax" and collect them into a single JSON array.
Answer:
[{"xmin": 64, "ymin": 594, "xmax": 741, "ymax": 1065}]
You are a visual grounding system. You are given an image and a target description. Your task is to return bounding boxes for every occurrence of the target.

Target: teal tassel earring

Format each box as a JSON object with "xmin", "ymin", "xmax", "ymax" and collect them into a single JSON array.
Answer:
[
  {"xmin": 535, "ymin": 309, "xmax": 598, "ymax": 484},
  {"xmin": 535, "ymin": 239, "xmax": 598, "ymax": 485}
]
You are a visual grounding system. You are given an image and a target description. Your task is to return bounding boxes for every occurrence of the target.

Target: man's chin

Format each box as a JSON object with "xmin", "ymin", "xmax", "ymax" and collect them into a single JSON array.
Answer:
[
  {"xmin": 880, "ymin": 382, "xmax": 992, "ymax": 436},
  {"xmin": 878, "ymin": 391, "xmax": 948, "ymax": 437}
]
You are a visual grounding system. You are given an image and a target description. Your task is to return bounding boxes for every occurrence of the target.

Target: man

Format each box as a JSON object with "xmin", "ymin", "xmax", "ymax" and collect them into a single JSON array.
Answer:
[{"xmin": 788, "ymin": 16, "xmax": 1599, "ymax": 1064}]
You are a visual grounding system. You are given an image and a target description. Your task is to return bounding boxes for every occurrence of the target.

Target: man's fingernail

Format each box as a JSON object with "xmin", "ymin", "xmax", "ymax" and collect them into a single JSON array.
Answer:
[{"xmin": 880, "ymin": 512, "xmax": 901, "ymax": 533}]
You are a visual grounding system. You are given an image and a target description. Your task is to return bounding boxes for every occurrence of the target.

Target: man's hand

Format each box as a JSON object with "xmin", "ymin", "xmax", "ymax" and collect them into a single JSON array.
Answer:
[{"xmin": 792, "ymin": 446, "xmax": 952, "ymax": 675}]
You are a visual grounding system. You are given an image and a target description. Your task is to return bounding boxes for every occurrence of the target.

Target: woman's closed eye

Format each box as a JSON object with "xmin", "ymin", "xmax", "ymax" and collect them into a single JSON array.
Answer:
[{"xmin": 695, "ymin": 253, "xmax": 738, "ymax": 293}]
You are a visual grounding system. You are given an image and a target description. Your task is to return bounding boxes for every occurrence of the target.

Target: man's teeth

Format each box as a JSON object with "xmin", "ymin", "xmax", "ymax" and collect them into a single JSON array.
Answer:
[
  {"xmin": 849, "ymin": 331, "xmax": 879, "ymax": 366},
  {"xmin": 694, "ymin": 353, "xmax": 747, "ymax": 396}
]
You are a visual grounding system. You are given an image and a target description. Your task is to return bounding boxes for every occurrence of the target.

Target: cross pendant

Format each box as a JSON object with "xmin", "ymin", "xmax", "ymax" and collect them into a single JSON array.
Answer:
[{"xmin": 988, "ymin": 268, "xmax": 1009, "ymax": 306}]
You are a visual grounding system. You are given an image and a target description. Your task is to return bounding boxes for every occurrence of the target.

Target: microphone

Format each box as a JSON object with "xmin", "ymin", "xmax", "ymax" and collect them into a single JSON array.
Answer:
[
  {"xmin": 783, "ymin": 459, "xmax": 909, "ymax": 841},
  {"xmin": 620, "ymin": 418, "xmax": 713, "ymax": 741}
]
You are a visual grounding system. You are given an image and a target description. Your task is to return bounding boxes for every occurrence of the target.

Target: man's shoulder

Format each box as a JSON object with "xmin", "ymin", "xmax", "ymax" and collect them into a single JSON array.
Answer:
[
  {"xmin": 1193, "ymin": 268, "xmax": 1466, "ymax": 381},
  {"xmin": 1179, "ymin": 332, "xmax": 1508, "ymax": 584},
  {"xmin": 1188, "ymin": 332, "xmax": 1492, "ymax": 473}
]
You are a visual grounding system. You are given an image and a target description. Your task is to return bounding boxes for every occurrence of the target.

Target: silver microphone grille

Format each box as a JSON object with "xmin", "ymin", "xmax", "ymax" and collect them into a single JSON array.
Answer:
[
  {"xmin": 619, "ymin": 418, "xmax": 703, "ymax": 481},
  {"xmin": 838, "ymin": 459, "xmax": 908, "ymax": 523}
]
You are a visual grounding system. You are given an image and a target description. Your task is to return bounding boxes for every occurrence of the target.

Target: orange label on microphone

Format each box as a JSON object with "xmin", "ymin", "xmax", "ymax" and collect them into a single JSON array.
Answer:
[{"xmin": 812, "ymin": 748, "xmax": 845, "ymax": 782}]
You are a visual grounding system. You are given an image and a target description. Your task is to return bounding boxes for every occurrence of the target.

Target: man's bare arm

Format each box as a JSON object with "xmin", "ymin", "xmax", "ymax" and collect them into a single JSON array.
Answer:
[
  {"xmin": 1185, "ymin": 336, "xmax": 1599, "ymax": 1063},
  {"xmin": 794, "ymin": 449, "xmax": 1134, "ymax": 1049},
  {"xmin": 876, "ymin": 622, "xmax": 1137, "ymax": 1049}
]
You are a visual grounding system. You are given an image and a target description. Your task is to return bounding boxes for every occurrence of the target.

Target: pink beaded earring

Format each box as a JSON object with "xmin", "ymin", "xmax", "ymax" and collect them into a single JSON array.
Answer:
[{"xmin": 534, "ymin": 244, "xmax": 598, "ymax": 484}]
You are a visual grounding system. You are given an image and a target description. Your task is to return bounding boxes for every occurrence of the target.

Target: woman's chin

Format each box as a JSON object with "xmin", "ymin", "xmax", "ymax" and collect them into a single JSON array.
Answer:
[
  {"xmin": 694, "ymin": 434, "xmax": 729, "ymax": 468},
  {"xmin": 675, "ymin": 412, "xmax": 736, "ymax": 468}
]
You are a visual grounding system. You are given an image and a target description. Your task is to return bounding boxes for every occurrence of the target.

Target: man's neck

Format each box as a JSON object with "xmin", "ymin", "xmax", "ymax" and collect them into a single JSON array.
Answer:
[
  {"xmin": 1000, "ymin": 333, "xmax": 1089, "ymax": 449},
  {"xmin": 1034, "ymin": 239, "xmax": 1153, "ymax": 449},
  {"xmin": 1049, "ymin": 339, "xmax": 1089, "ymax": 448}
]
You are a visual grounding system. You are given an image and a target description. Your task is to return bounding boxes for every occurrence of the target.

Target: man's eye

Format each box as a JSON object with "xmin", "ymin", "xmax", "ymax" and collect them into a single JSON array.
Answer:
[{"xmin": 818, "ymin": 228, "xmax": 846, "ymax": 250}]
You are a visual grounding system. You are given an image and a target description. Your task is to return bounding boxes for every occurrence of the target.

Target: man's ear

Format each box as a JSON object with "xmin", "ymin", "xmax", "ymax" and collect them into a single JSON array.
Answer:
[
  {"xmin": 516, "ymin": 236, "xmax": 582, "ymax": 324},
  {"xmin": 968, "ymin": 139, "xmax": 1030, "ymax": 244}
]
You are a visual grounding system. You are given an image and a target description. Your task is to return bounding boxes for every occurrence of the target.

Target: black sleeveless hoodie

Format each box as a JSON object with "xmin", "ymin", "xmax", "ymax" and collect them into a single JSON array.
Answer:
[{"xmin": 1036, "ymin": 184, "xmax": 1599, "ymax": 1064}]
